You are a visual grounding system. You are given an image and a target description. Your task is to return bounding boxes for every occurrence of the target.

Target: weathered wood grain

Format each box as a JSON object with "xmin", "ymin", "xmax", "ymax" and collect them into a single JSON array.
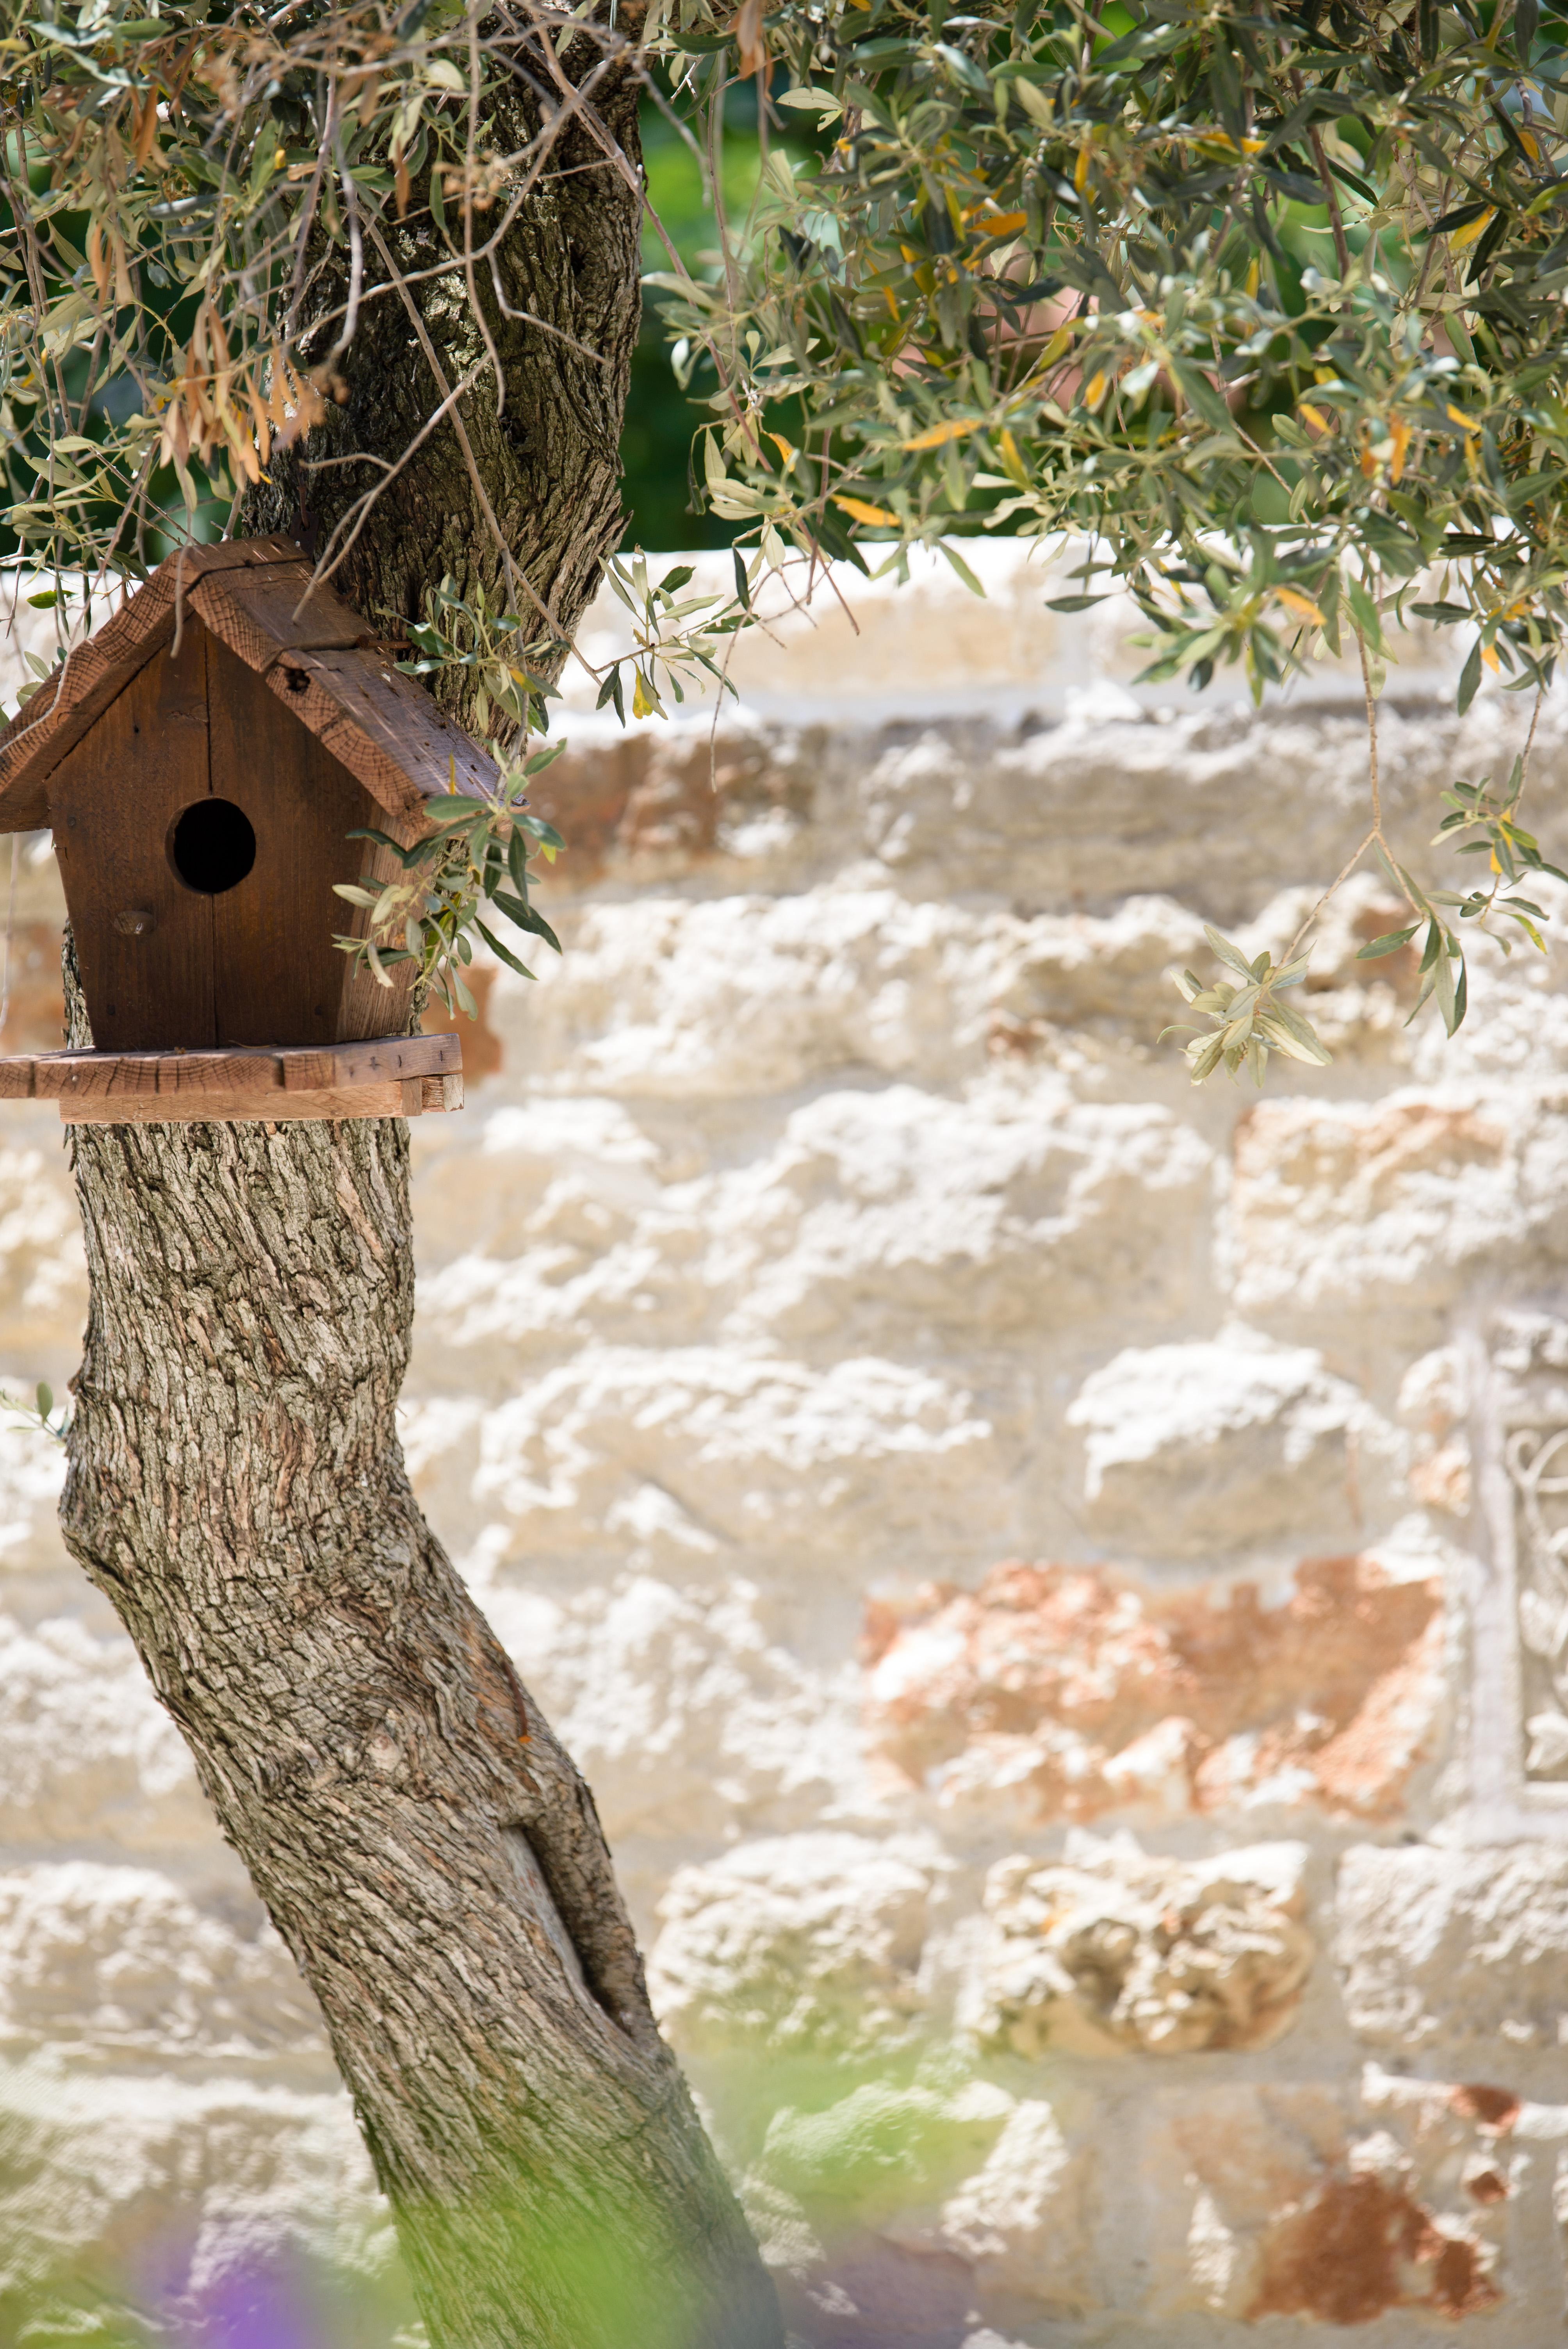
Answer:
[
  {"xmin": 37, "ymin": 1049, "xmax": 277, "ymax": 1099},
  {"xmin": 271, "ymin": 645, "xmax": 497, "ymax": 811},
  {"xmin": 280, "ymin": 1032, "xmax": 460, "ymax": 1089},
  {"xmin": 204, "ymin": 637, "xmax": 422, "ymax": 1046},
  {"xmin": 47, "ymin": 621, "xmax": 217, "ymax": 1051},
  {"xmin": 2, "ymin": 1032, "xmax": 461, "ymax": 1103},
  {"xmin": 191, "ymin": 562, "xmax": 367, "ymax": 670},
  {"xmin": 0, "ymin": 537, "xmax": 302, "ymax": 829},
  {"xmin": 60, "ymin": 1079, "xmax": 414, "ymax": 1123}
]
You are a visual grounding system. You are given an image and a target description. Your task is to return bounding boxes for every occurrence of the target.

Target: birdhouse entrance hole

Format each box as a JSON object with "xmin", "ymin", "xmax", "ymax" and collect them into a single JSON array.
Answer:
[{"xmin": 169, "ymin": 798, "xmax": 257, "ymax": 895}]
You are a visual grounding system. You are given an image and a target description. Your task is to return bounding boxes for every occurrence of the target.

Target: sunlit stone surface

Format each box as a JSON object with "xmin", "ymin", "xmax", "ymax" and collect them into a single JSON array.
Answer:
[{"xmin": 6, "ymin": 548, "xmax": 1568, "ymax": 2341}]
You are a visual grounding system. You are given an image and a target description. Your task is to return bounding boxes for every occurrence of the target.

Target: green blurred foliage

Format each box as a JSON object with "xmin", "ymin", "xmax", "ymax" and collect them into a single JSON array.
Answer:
[{"xmin": 621, "ymin": 91, "xmax": 807, "ymax": 549}]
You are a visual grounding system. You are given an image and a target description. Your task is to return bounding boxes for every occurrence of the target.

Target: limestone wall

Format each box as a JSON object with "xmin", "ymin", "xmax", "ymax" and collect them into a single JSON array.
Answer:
[{"xmin": 5, "ymin": 549, "xmax": 1568, "ymax": 2344}]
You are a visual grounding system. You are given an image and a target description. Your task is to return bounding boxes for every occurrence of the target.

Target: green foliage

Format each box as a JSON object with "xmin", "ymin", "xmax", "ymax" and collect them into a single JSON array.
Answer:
[
  {"xmin": 592, "ymin": 543, "xmax": 754, "ymax": 716},
  {"xmin": 332, "ymin": 716, "xmax": 568, "ymax": 1014},
  {"xmin": 622, "ymin": 94, "xmax": 811, "ymax": 547},
  {"xmin": 399, "ymin": 572, "xmax": 563, "ymax": 741},
  {"xmin": 1429, "ymin": 747, "xmax": 1568, "ymax": 940},
  {"xmin": 6, "ymin": 0, "xmax": 1568, "ymax": 1076},
  {"xmin": 652, "ymin": 0, "xmax": 1568, "ymax": 706},
  {"xmin": 5, "ymin": 1377, "xmax": 71, "ymax": 1442},
  {"xmin": 1163, "ymin": 925, "xmax": 1331, "ymax": 1085}
]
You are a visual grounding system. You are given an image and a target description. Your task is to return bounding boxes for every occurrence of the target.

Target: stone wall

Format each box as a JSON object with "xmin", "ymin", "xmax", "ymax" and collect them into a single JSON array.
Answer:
[{"xmin": 5, "ymin": 549, "xmax": 1568, "ymax": 2343}]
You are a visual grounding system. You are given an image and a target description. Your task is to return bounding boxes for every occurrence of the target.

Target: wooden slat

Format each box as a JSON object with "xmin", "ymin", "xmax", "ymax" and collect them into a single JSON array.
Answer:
[
  {"xmin": 0, "ymin": 534, "xmax": 495, "ymax": 833},
  {"xmin": 14, "ymin": 1034, "xmax": 454, "ymax": 1099},
  {"xmin": 278, "ymin": 1032, "xmax": 460, "ymax": 1090},
  {"xmin": 279, "ymin": 647, "xmax": 499, "ymax": 811},
  {"xmin": 60, "ymin": 1080, "xmax": 413, "ymax": 1125},
  {"xmin": 255, "ymin": 657, "xmax": 426, "ymax": 823},
  {"xmin": 30, "ymin": 1049, "xmax": 280, "ymax": 1099},
  {"xmin": 0, "ymin": 537, "xmax": 305, "ymax": 830},
  {"xmin": 48, "ymin": 621, "xmax": 217, "ymax": 1051},
  {"xmin": 192, "ymin": 561, "xmax": 368, "ymax": 670},
  {"xmin": 205, "ymin": 636, "xmax": 417, "ymax": 1048},
  {"xmin": 421, "ymin": 1071, "xmax": 465, "ymax": 1112}
]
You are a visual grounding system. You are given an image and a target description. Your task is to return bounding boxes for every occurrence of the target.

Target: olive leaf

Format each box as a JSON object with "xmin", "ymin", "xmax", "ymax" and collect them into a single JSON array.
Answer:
[{"xmin": 1163, "ymin": 926, "xmax": 1333, "ymax": 1087}]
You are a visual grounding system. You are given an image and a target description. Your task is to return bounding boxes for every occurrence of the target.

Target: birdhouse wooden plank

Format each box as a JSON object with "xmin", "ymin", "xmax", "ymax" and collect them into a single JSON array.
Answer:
[
  {"xmin": 0, "ymin": 1033, "xmax": 463, "ymax": 1123},
  {"xmin": 46, "ymin": 615, "xmax": 218, "ymax": 1052},
  {"xmin": 0, "ymin": 537, "xmax": 498, "ymax": 1122},
  {"xmin": 204, "ymin": 633, "xmax": 399, "ymax": 1049}
]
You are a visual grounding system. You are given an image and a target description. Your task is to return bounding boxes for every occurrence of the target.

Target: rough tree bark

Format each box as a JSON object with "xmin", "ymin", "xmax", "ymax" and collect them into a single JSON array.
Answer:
[
  {"xmin": 57, "ymin": 22, "xmax": 784, "ymax": 2349},
  {"xmin": 60, "ymin": 940, "xmax": 780, "ymax": 2349},
  {"xmin": 246, "ymin": 7, "xmax": 647, "ymax": 697}
]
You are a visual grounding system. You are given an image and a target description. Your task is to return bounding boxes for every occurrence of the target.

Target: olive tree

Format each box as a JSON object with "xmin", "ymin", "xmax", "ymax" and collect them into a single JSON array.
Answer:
[{"xmin": 3, "ymin": 0, "xmax": 1566, "ymax": 2340}]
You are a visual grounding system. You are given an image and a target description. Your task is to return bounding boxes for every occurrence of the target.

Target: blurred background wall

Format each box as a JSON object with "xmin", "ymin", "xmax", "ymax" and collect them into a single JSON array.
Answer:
[{"xmin": 4, "ymin": 551, "xmax": 1568, "ymax": 2345}]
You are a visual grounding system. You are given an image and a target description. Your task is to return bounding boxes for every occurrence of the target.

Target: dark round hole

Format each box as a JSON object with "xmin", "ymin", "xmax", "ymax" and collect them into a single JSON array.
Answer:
[{"xmin": 170, "ymin": 799, "xmax": 256, "ymax": 895}]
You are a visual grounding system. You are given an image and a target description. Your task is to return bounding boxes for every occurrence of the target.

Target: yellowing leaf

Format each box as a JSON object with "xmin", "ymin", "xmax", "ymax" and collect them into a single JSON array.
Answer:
[
  {"xmin": 902, "ymin": 417, "xmax": 981, "ymax": 451},
  {"xmin": 1390, "ymin": 414, "xmax": 1411, "ymax": 483},
  {"xmin": 1275, "ymin": 586, "xmax": 1326, "ymax": 626},
  {"xmin": 834, "ymin": 494, "xmax": 900, "ymax": 527},
  {"xmin": 632, "ymin": 669, "xmax": 655, "ymax": 718},
  {"xmin": 1480, "ymin": 642, "xmax": 1501, "ymax": 672},
  {"xmin": 1039, "ymin": 322, "xmax": 1074, "ymax": 371},
  {"xmin": 998, "ymin": 426, "xmax": 1028, "ymax": 485},
  {"xmin": 1297, "ymin": 401, "xmax": 1331, "ymax": 433},
  {"xmin": 1446, "ymin": 402, "xmax": 1483, "ymax": 432},
  {"xmin": 767, "ymin": 431, "xmax": 799, "ymax": 472},
  {"xmin": 1074, "ymin": 145, "xmax": 1090, "ymax": 193},
  {"xmin": 1449, "ymin": 206, "xmax": 1495, "ymax": 251},
  {"xmin": 975, "ymin": 209, "xmax": 1027, "ymax": 239},
  {"xmin": 1245, "ymin": 256, "xmax": 1260, "ymax": 298},
  {"xmin": 1084, "ymin": 369, "xmax": 1109, "ymax": 412}
]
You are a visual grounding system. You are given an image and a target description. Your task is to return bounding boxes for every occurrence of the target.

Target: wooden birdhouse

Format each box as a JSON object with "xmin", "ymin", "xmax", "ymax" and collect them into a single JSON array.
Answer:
[{"xmin": 0, "ymin": 536, "xmax": 488, "ymax": 1123}]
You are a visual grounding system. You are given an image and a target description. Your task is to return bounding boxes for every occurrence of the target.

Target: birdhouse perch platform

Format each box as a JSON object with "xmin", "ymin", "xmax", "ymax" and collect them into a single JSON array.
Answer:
[{"xmin": 0, "ymin": 1031, "xmax": 463, "ymax": 1124}]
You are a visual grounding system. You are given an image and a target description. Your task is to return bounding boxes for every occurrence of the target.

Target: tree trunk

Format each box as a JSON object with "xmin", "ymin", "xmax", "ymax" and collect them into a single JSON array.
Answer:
[
  {"xmin": 57, "ymin": 27, "xmax": 784, "ymax": 2349},
  {"xmin": 60, "ymin": 933, "xmax": 779, "ymax": 2349},
  {"xmin": 245, "ymin": 7, "xmax": 646, "ymax": 706}
]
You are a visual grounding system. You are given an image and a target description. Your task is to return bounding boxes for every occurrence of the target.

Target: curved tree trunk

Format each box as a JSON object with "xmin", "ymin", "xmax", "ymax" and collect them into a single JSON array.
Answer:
[
  {"xmin": 57, "ymin": 23, "xmax": 783, "ymax": 2349},
  {"xmin": 60, "ymin": 939, "xmax": 778, "ymax": 2349}
]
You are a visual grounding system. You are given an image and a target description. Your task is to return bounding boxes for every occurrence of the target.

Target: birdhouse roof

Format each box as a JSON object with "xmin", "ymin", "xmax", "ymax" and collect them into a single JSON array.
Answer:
[{"xmin": 0, "ymin": 536, "xmax": 500, "ymax": 834}]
